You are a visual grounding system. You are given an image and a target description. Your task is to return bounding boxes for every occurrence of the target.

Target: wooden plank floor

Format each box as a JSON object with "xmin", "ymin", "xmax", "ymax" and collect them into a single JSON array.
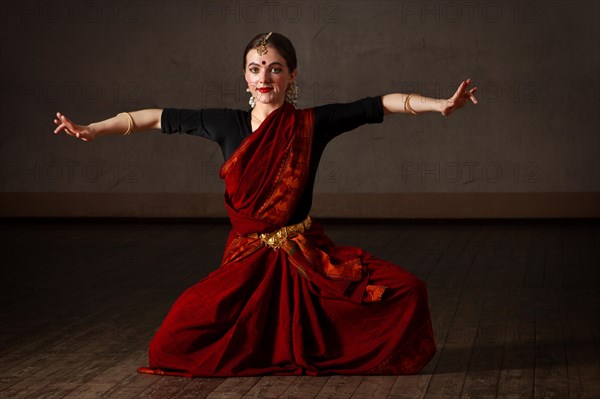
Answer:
[{"xmin": 1, "ymin": 218, "xmax": 599, "ymax": 398}]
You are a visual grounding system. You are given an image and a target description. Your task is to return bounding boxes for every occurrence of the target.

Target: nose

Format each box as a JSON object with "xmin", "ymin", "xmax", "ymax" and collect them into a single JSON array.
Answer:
[{"xmin": 258, "ymin": 69, "xmax": 272, "ymax": 84}]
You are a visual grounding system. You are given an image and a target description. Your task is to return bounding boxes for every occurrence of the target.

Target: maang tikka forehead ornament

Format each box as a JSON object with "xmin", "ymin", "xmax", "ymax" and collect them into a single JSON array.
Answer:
[{"xmin": 256, "ymin": 32, "xmax": 273, "ymax": 56}]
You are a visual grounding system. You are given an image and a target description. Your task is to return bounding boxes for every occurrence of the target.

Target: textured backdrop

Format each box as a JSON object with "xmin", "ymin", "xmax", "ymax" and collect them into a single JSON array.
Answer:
[{"xmin": 0, "ymin": 0, "xmax": 598, "ymax": 217}]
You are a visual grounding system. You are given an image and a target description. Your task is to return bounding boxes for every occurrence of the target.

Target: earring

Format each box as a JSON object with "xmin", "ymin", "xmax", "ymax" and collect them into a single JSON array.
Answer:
[
  {"xmin": 285, "ymin": 80, "xmax": 299, "ymax": 107},
  {"xmin": 246, "ymin": 87, "xmax": 256, "ymax": 108}
]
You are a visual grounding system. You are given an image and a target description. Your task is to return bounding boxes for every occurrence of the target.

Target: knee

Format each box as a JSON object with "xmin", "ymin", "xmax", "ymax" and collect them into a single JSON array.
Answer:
[
  {"xmin": 413, "ymin": 275, "xmax": 428, "ymax": 294},
  {"xmin": 148, "ymin": 330, "xmax": 164, "ymax": 365},
  {"xmin": 148, "ymin": 327, "xmax": 176, "ymax": 365},
  {"xmin": 403, "ymin": 274, "xmax": 429, "ymax": 301}
]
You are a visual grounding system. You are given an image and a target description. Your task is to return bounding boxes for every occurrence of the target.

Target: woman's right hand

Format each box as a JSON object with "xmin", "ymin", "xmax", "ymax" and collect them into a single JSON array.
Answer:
[{"xmin": 53, "ymin": 112, "xmax": 97, "ymax": 142}]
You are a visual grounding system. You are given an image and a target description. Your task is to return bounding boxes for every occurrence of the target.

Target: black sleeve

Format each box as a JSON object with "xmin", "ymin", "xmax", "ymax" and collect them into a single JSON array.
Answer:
[
  {"xmin": 160, "ymin": 108, "xmax": 236, "ymax": 145},
  {"xmin": 313, "ymin": 95, "xmax": 384, "ymax": 143}
]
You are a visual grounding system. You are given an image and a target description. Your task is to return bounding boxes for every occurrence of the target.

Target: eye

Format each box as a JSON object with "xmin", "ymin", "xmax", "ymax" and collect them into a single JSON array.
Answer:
[
  {"xmin": 271, "ymin": 68, "xmax": 282, "ymax": 73},
  {"xmin": 249, "ymin": 67, "xmax": 259, "ymax": 73}
]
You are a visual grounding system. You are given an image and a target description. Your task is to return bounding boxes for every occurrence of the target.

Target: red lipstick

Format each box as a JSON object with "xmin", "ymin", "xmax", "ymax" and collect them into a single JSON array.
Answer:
[{"xmin": 257, "ymin": 87, "xmax": 272, "ymax": 93}]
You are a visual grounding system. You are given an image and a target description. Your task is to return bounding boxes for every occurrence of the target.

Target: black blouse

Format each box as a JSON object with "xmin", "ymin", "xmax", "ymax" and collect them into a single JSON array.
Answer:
[{"xmin": 161, "ymin": 96, "xmax": 385, "ymax": 224}]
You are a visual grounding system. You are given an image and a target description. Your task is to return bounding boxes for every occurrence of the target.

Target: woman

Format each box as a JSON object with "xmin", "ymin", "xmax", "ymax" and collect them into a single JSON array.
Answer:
[{"xmin": 53, "ymin": 32, "xmax": 478, "ymax": 377}]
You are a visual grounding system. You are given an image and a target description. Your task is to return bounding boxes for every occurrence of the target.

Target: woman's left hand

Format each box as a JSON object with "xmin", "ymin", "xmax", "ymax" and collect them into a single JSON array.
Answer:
[{"xmin": 441, "ymin": 78, "xmax": 478, "ymax": 116}]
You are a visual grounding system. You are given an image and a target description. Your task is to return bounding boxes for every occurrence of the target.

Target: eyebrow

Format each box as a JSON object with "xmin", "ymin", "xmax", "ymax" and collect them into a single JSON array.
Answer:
[{"xmin": 248, "ymin": 62, "xmax": 284, "ymax": 67}]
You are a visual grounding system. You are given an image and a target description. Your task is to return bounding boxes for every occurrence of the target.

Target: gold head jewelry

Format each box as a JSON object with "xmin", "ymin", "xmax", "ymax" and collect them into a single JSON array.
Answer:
[{"xmin": 256, "ymin": 32, "xmax": 273, "ymax": 56}]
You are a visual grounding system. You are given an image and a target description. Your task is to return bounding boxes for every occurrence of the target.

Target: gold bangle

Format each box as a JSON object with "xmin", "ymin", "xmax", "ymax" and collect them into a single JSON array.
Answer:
[
  {"xmin": 404, "ymin": 94, "xmax": 419, "ymax": 115},
  {"xmin": 117, "ymin": 112, "xmax": 134, "ymax": 135}
]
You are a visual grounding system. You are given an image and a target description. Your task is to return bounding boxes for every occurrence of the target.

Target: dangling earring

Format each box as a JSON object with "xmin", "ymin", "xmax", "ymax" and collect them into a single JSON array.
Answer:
[
  {"xmin": 285, "ymin": 80, "xmax": 299, "ymax": 108},
  {"xmin": 246, "ymin": 87, "xmax": 256, "ymax": 108}
]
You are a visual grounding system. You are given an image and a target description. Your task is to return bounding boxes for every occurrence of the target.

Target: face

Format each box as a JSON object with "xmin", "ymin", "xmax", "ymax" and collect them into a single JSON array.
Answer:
[{"xmin": 244, "ymin": 45, "xmax": 297, "ymax": 108}]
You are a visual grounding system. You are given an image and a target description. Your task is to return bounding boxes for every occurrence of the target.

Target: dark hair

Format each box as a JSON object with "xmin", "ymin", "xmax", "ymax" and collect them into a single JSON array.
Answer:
[{"xmin": 242, "ymin": 32, "xmax": 297, "ymax": 73}]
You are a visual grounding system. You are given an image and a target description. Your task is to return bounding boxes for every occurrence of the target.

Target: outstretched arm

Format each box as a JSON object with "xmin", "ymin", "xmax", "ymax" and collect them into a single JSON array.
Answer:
[
  {"xmin": 382, "ymin": 78, "xmax": 478, "ymax": 117},
  {"xmin": 53, "ymin": 109, "xmax": 163, "ymax": 142}
]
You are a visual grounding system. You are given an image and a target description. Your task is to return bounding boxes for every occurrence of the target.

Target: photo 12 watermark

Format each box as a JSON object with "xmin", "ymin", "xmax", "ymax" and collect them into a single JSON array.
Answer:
[
  {"xmin": 0, "ymin": 160, "xmax": 141, "ymax": 187},
  {"xmin": 397, "ymin": 1, "xmax": 540, "ymax": 24},
  {"xmin": 0, "ymin": 0, "xmax": 140, "ymax": 25},
  {"xmin": 0, "ymin": 81, "xmax": 141, "ymax": 105},
  {"xmin": 199, "ymin": 79, "xmax": 341, "ymax": 107},
  {"xmin": 201, "ymin": 160, "xmax": 344, "ymax": 185},
  {"xmin": 402, "ymin": 80, "xmax": 541, "ymax": 104},
  {"xmin": 400, "ymin": 161, "xmax": 542, "ymax": 184},
  {"xmin": 199, "ymin": 1, "xmax": 340, "ymax": 24}
]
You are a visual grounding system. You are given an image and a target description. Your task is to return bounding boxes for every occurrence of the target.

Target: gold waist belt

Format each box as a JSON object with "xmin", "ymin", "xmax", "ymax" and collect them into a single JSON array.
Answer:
[{"xmin": 247, "ymin": 215, "xmax": 312, "ymax": 250}]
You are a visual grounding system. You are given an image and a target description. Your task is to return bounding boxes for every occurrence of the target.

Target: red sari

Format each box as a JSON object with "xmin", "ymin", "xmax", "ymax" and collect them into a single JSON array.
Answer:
[{"xmin": 137, "ymin": 102, "xmax": 436, "ymax": 377}]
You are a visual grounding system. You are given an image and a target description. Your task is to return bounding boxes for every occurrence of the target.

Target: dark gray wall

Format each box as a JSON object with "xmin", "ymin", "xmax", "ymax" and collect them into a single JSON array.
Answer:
[{"xmin": 0, "ymin": 1, "xmax": 598, "ymax": 217}]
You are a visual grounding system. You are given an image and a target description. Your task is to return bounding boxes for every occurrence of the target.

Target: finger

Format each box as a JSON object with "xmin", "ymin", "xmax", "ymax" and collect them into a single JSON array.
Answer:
[
  {"xmin": 461, "ymin": 78, "xmax": 474, "ymax": 91},
  {"xmin": 55, "ymin": 123, "xmax": 76, "ymax": 136},
  {"xmin": 469, "ymin": 87, "xmax": 478, "ymax": 104},
  {"xmin": 59, "ymin": 114, "xmax": 75, "ymax": 130},
  {"xmin": 57, "ymin": 124, "xmax": 76, "ymax": 137},
  {"xmin": 456, "ymin": 79, "xmax": 471, "ymax": 95},
  {"xmin": 462, "ymin": 86, "xmax": 477, "ymax": 96},
  {"xmin": 454, "ymin": 80, "xmax": 468, "ymax": 99},
  {"xmin": 54, "ymin": 122, "xmax": 66, "ymax": 134},
  {"xmin": 57, "ymin": 113, "xmax": 78, "ymax": 132}
]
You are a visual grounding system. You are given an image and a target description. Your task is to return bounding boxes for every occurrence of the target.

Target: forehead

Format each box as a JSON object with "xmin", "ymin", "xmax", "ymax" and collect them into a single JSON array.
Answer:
[{"xmin": 245, "ymin": 46, "xmax": 286, "ymax": 66}]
